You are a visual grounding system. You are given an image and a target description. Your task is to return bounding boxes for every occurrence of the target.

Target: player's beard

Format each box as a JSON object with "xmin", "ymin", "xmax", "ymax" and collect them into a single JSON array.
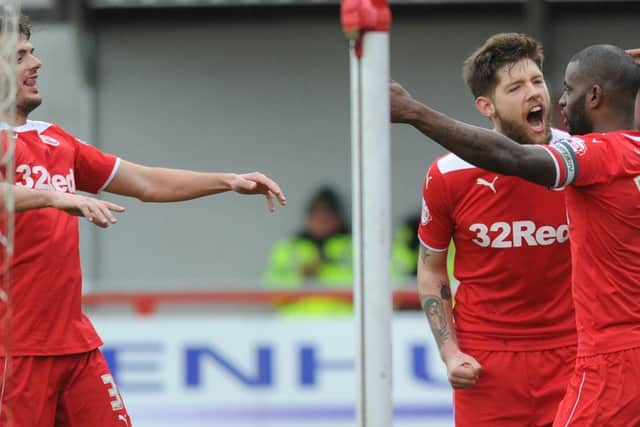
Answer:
[
  {"xmin": 566, "ymin": 98, "xmax": 593, "ymax": 135},
  {"xmin": 17, "ymin": 96, "xmax": 42, "ymax": 118},
  {"xmin": 494, "ymin": 109, "xmax": 550, "ymax": 146}
]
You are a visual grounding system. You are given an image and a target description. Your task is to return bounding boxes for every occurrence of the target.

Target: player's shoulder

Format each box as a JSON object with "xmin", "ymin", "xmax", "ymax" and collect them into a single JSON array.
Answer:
[
  {"xmin": 558, "ymin": 130, "xmax": 632, "ymax": 154},
  {"xmin": 553, "ymin": 129, "xmax": 640, "ymax": 147},
  {"xmin": 30, "ymin": 120, "xmax": 87, "ymax": 144},
  {"xmin": 11, "ymin": 120, "xmax": 54, "ymax": 134},
  {"xmin": 434, "ymin": 153, "xmax": 477, "ymax": 176},
  {"xmin": 18, "ymin": 120, "xmax": 77, "ymax": 139},
  {"xmin": 610, "ymin": 130, "xmax": 640, "ymax": 144},
  {"xmin": 546, "ymin": 128, "xmax": 591, "ymax": 157},
  {"xmin": 599, "ymin": 131, "xmax": 640, "ymax": 156},
  {"xmin": 549, "ymin": 128, "xmax": 571, "ymax": 144}
]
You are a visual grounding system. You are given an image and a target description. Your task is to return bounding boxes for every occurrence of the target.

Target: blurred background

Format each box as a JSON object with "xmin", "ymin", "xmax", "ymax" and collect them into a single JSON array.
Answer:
[
  {"xmin": 29, "ymin": 0, "xmax": 639, "ymax": 290},
  {"xmin": 21, "ymin": 0, "xmax": 640, "ymax": 426}
]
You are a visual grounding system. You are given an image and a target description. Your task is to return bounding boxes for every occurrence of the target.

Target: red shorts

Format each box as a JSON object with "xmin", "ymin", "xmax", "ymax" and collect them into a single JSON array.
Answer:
[
  {"xmin": 553, "ymin": 347, "xmax": 640, "ymax": 427},
  {"xmin": 0, "ymin": 349, "xmax": 132, "ymax": 427},
  {"xmin": 454, "ymin": 345, "xmax": 576, "ymax": 427}
]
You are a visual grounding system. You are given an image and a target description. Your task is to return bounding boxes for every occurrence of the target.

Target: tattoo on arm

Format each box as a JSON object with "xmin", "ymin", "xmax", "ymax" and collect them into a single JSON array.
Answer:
[
  {"xmin": 420, "ymin": 248, "xmax": 430, "ymax": 265},
  {"xmin": 420, "ymin": 294, "xmax": 450, "ymax": 348},
  {"xmin": 440, "ymin": 281, "xmax": 452, "ymax": 300}
]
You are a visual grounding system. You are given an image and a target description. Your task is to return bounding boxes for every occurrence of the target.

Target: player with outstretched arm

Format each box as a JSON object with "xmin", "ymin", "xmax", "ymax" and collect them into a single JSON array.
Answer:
[{"xmin": 0, "ymin": 16, "xmax": 286, "ymax": 427}]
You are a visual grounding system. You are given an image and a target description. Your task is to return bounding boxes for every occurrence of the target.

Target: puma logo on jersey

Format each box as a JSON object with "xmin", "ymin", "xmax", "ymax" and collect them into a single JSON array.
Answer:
[
  {"xmin": 476, "ymin": 176, "xmax": 498, "ymax": 193},
  {"xmin": 421, "ymin": 197, "xmax": 432, "ymax": 225},
  {"xmin": 117, "ymin": 415, "xmax": 129, "ymax": 426},
  {"xmin": 16, "ymin": 164, "xmax": 76, "ymax": 193},
  {"xmin": 424, "ymin": 173, "xmax": 433, "ymax": 190},
  {"xmin": 101, "ymin": 374, "xmax": 124, "ymax": 411},
  {"xmin": 40, "ymin": 135, "xmax": 60, "ymax": 146},
  {"xmin": 469, "ymin": 220, "xmax": 569, "ymax": 248}
]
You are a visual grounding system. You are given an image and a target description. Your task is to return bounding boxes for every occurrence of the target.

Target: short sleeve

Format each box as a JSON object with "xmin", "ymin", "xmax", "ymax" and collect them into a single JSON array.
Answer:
[
  {"xmin": 61, "ymin": 131, "xmax": 120, "ymax": 194},
  {"xmin": 542, "ymin": 134, "xmax": 612, "ymax": 188},
  {"xmin": 417, "ymin": 162, "xmax": 454, "ymax": 252}
]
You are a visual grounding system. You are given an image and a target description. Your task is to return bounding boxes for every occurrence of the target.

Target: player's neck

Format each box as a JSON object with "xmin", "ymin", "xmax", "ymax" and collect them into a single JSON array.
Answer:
[
  {"xmin": 592, "ymin": 119, "xmax": 635, "ymax": 133},
  {"xmin": 591, "ymin": 113, "xmax": 635, "ymax": 133},
  {"xmin": 1, "ymin": 110, "xmax": 27, "ymax": 126}
]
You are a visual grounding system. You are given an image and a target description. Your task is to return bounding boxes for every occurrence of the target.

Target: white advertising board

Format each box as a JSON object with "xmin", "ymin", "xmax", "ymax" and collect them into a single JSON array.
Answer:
[{"xmin": 92, "ymin": 313, "xmax": 453, "ymax": 427}]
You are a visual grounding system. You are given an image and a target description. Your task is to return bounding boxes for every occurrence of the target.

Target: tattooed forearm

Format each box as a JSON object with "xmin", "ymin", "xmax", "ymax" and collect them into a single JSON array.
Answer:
[{"xmin": 420, "ymin": 294, "xmax": 450, "ymax": 348}]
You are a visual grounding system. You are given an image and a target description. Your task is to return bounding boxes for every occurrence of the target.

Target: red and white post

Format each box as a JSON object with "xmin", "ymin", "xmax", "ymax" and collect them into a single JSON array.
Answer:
[{"xmin": 341, "ymin": 2, "xmax": 392, "ymax": 426}]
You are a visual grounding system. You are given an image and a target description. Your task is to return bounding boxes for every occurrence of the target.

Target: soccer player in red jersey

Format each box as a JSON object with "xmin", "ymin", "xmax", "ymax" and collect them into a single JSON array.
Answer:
[
  {"xmin": 0, "ymin": 16, "xmax": 286, "ymax": 427},
  {"xmin": 391, "ymin": 43, "xmax": 640, "ymax": 426},
  {"xmin": 416, "ymin": 33, "xmax": 576, "ymax": 427}
]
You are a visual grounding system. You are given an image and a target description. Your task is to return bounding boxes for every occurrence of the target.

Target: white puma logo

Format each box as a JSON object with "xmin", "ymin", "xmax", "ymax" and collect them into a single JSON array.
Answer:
[
  {"xmin": 425, "ymin": 174, "xmax": 433, "ymax": 190},
  {"xmin": 118, "ymin": 414, "xmax": 129, "ymax": 425},
  {"xmin": 476, "ymin": 176, "xmax": 498, "ymax": 193}
]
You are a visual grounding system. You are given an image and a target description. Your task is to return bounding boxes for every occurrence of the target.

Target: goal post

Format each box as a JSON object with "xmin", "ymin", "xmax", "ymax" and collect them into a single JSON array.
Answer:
[{"xmin": 341, "ymin": 2, "xmax": 393, "ymax": 427}]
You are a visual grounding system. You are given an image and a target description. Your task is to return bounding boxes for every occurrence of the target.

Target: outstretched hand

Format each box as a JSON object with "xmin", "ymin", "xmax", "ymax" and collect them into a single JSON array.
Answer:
[
  {"xmin": 444, "ymin": 351, "xmax": 482, "ymax": 389},
  {"xmin": 390, "ymin": 80, "xmax": 424, "ymax": 124},
  {"xmin": 230, "ymin": 171, "xmax": 287, "ymax": 212},
  {"xmin": 51, "ymin": 192, "xmax": 125, "ymax": 228}
]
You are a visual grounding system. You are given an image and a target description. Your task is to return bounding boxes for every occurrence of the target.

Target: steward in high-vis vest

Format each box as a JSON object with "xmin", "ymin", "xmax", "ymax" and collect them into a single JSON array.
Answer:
[{"xmin": 263, "ymin": 187, "xmax": 353, "ymax": 315}]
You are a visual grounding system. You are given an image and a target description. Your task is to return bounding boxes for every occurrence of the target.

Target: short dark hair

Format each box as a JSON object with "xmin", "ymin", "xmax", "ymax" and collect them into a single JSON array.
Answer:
[
  {"xmin": 0, "ymin": 15, "xmax": 32, "ymax": 40},
  {"xmin": 570, "ymin": 44, "xmax": 640, "ymax": 104},
  {"xmin": 306, "ymin": 186, "xmax": 343, "ymax": 216},
  {"xmin": 462, "ymin": 33, "xmax": 544, "ymax": 98}
]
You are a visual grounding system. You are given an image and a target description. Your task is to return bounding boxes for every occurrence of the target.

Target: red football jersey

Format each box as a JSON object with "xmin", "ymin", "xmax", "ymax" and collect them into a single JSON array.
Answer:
[
  {"xmin": 419, "ymin": 129, "xmax": 576, "ymax": 351},
  {"xmin": 0, "ymin": 120, "xmax": 120, "ymax": 356},
  {"xmin": 542, "ymin": 130, "xmax": 640, "ymax": 356}
]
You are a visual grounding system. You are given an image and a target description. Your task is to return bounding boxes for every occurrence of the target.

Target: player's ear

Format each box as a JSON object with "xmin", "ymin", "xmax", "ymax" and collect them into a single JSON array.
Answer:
[
  {"xmin": 475, "ymin": 96, "xmax": 495, "ymax": 118},
  {"xmin": 587, "ymin": 84, "xmax": 603, "ymax": 109}
]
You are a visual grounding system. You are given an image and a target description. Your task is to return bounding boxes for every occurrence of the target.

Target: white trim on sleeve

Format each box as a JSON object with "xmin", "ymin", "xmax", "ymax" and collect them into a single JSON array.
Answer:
[
  {"xmin": 98, "ymin": 157, "xmax": 121, "ymax": 193},
  {"xmin": 418, "ymin": 236, "xmax": 449, "ymax": 253},
  {"xmin": 539, "ymin": 145, "xmax": 562, "ymax": 188}
]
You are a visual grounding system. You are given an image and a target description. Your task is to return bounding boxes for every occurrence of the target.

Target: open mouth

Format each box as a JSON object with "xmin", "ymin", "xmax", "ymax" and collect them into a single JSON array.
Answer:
[
  {"xmin": 526, "ymin": 105, "xmax": 545, "ymax": 132},
  {"xmin": 23, "ymin": 75, "xmax": 38, "ymax": 88}
]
